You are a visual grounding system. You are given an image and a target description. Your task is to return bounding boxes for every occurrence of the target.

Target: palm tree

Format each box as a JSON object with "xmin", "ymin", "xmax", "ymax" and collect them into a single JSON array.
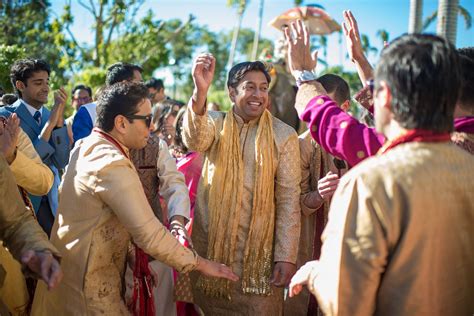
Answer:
[
  {"xmin": 251, "ymin": 0, "xmax": 264, "ymax": 60},
  {"xmin": 294, "ymin": 0, "xmax": 304, "ymax": 6},
  {"xmin": 408, "ymin": 0, "xmax": 423, "ymax": 33},
  {"xmin": 226, "ymin": 0, "xmax": 248, "ymax": 71},
  {"xmin": 423, "ymin": 2, "xmax": 471, "ymax": 44},
  {"xmin": 376, "ymin": 29, "xmax": 390, "ymax": 47},
  {"xmin": 361, "ymin": 34, "xmax": 378, "ymax": 58},
  {"xmin": 319, "ymin": 35, "xmax": 328, "ymax": 66}
]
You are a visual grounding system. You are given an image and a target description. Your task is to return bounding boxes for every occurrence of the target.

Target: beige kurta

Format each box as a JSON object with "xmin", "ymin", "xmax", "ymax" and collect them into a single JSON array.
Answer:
[
  {"xmin": 32, "ymin": 131, "xmax": 198, "ymax": 316},
  {"xmin": 285, "ymin": 130, "xmax": 348, "ymax": 315},
  {"xmin": 306, "ymin": 142, "xmax": 474, "ymax": 316},
  {"xmin": 183, "ymin": 106, "xmax": 301, "ymax": 315}
]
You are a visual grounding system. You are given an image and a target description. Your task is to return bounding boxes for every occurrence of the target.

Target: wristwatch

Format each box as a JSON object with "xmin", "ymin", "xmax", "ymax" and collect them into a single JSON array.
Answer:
[{"xmin": 293, "ymin": 70, "xmax": 317, "ymax": 87}]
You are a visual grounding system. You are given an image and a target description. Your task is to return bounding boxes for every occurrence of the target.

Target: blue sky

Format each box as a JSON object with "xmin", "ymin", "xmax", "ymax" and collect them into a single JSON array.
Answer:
[{"xmin": 50, "ymin": 0, "xmax": 473, "ymax": 74}]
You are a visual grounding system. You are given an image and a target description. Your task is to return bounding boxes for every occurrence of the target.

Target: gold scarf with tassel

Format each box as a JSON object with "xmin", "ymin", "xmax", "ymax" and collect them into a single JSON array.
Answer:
[{"xmin": 197, "ymin": 109, "xmax": 276, "ymax": 299}]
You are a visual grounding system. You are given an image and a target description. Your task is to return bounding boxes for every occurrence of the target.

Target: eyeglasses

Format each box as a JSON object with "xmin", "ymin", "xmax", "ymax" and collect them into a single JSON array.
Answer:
[
  {"xmin": 73, "ymin": 97, "xmax": 92, "ymax": 103},
  {"xmin": 125, "ymin": 114, "xmax": 153, "ymax": 128},
  {"xmin": 367, "ymin": 79, "xmax": 375, "ymax": 94}
]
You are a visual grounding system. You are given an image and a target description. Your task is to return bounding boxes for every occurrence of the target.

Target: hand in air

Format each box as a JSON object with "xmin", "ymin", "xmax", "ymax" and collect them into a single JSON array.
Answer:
[
  {"xmin": 192, "ymin": 53, "xmax": 216, "ymax": 95},
  {"xmin": 283, "ymin": 19, "xmax": 318, "ymax": 76}
]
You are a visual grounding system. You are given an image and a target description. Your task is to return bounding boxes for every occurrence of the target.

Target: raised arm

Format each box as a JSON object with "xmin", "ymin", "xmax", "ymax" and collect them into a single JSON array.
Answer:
[
  {"xmin": 342, "ymin": 10, "xmax": 374, "ymax": 86},
  {"xmin": 182, "ymin": 53, "xmax": 219, "ymax": 153}
]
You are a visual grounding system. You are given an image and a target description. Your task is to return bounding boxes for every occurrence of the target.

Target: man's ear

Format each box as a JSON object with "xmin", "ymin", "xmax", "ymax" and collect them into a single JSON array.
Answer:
[
  {"xmin": 377, "ymin": 81, "xmax": 392, "ymax": 111},
  {"xmin": 341, "ymin": 100, "xmax": 350, "ymax": 112},
  {"xmin": 228, "ymin": 87, "xmax": 236, "ymax": 103},
  {"xmin": 15, "ymin": 80, "xmax": 25, "ymax": 92},
  {"xmin": 114, "ymin": 115, "xmax": 128, "ymax": 134}
]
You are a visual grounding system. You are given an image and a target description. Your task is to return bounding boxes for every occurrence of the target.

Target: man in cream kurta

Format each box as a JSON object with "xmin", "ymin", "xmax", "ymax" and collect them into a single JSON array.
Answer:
[
  {"xmin": 286, "ymin": 22, "xmax": 474, "ymax": 315},
  {"xmin": 183, "ymin": 55, "xmax": 301, "ymax": 315},
  {"xmin": 32, "ymin": 81, "xmax": 237, "ymax": 315}
]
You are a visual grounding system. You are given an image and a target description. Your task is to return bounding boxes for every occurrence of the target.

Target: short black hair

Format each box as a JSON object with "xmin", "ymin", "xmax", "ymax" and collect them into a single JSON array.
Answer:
[
  {"xmin": 457, "ymin": 48, "xmax": 474, "ymax": 111},
  {"xmin": 227, "ymin": 61, "xmax": 271, "ymax": 89},
  {"xmin": 96, "ymin": 81, "xmax": 148, "ymax": 132},
  {"xmin": 10, "ymin": 58, "xmax": 51, "ymax": 97},
  {"xmin": 317, "ymin": 74, "xmax": 350, "ymax": 105},
  {"xmin": 105, "ymin": 62, "xmax": 143, "ymax": 86},
  {"xmin": 72, "ymin": 84, "xmax": 92, "ymax": 97},
  {"xmin": 375, "ymin": 34, "xmax": 459, "ymax": 133},
  {"xmin": 145, "ymin": 78, "xmax": 164, "ymax": 91},
  {"xmin": 457, "ymin": 47, "xmax": 474, "ymax": 61}
]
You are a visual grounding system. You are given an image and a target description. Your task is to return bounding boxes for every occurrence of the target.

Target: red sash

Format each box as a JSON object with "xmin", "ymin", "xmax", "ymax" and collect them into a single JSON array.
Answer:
[
  {"xmin": 93, "ymin": 128, "xmax": 155, "ymax": 316},
  {"xmin": 378, "ymin": 129, "xmax": 451, "ymax": 155}
]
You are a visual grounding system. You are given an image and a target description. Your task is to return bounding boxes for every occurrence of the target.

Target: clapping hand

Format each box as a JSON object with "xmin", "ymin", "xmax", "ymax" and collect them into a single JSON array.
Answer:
[
  {"xmin": 52, "ymin": 87, "xmax": 68, "ymax": 127},
  {"xmin": 283, "ymin": 20, "xmax": 318, "ymax": 76},
  {"xmin": 0, "ymin": 114, "xmax": 20, "ymax": 164}
]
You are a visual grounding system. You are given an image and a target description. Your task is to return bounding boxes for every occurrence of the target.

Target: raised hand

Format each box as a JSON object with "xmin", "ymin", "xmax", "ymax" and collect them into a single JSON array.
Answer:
[
  {"xmin": 21, "ymin": 250, "xmax": 63, "ymax": 290},
  {"xmin": 0, "ymin": 114, "xmax": 20, "ymax": 164},
  {"xmin": 53, "ymin": 87, "xmax": 68, "ymax": 127},
  {"xmin": 192, "ymin": 53, "xmax": 215, "ymax": 95},
  {"xmin": 270, "ymin": 261, "xmax": 296, "ymax": 287},
  {"xmin": 342, "ymin": 10, "xmax": 374, "ymax": 85},
  {"xmin": 283, "ymin": 19, "xmax": 318, "ymax": 75},
  {"xmin": 342, "ymin": 10, "xmax": 365, "ymax": 63},
  {"xmin": 195, "ymin": 256, "xmax": 239, "ymax": 282},
  {"xmin": 317, "ymin": 171, "xmax": 340, "ymax": 201}
]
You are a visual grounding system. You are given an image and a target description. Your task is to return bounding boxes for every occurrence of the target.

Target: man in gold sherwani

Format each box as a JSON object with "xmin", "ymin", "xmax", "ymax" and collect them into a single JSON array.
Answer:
[
  {"xmin": 0, "ymin": 113, "xmax": 54, "ymax": 315},
  {"xmin": 183, "ymin": 54, "xmax": 301, "ymax": 315},
  {"xmin": 0, "ymin": 148, "xmax": 62, "ymax": 314},
  {"xmin": 287, "ymin": 21, "xmax": 474, "ymax": 315},
  {"xmin": 32, "ymin": 82, "xmax": 238, "ymax": 315},
  {"xmin": 285, "ymin": 74, "xmax": 350, "ymax": 316}
]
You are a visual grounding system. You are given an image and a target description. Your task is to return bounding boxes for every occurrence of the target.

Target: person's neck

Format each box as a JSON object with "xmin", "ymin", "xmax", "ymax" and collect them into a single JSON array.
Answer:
[
  {"xmin": 22, "ymin": 97, "xmax": 43, "ymax": 110},
  {"xmin": 107, "ymin": 129, "xmax": 128, "ymax": 149},
  {"xmin": 454, "ymin": 104, "xmax": 474, "ymax": 118},
  {"xmin": 383, "ymin": 120, "xmax": 409, "ymax": 142}
]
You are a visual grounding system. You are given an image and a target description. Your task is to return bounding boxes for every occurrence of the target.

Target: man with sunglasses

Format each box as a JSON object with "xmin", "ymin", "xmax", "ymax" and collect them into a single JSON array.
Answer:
[{"xmin": 32, "ymin": 81, "xmax": 238, "ymax": 315}]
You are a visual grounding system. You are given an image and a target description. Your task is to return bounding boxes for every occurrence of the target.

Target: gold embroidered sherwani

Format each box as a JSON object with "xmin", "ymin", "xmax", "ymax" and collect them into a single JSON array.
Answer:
[
  {"xmin": 183, "ymin": 107, "xmax": 301, "ymax": 315},
  {"xmin": 284, "ymin": 130, "xmax": 348, "ymax": 315},
  {"xmin": 0, "ymin": 129, "xmax": 54, "ymax": 315},
  {"xmin": 0, "ymin": 155, "xmax": 59, "ymax": 315},
  {"xmin": 306, "ymin": 142, "xmax": 474, "ymax": 316},
  {"xmin": 32, "ymin": 131, "xmax": 198, "ymax": 316}
]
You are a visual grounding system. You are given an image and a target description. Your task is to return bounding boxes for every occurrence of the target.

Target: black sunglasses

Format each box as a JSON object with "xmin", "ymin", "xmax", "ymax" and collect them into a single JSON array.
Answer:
[{"xmin": 125, "ymin": 114, "xmax": 153, "ymax": 128}]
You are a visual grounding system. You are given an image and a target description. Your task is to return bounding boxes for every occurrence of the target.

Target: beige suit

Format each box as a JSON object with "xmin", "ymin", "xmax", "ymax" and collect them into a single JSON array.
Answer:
[
  {"xmin": 307, "ymin": 142, "xmax": 474, "ymax": 316},
  {"xmin": 183, "ymin": 107, "xmax": 301, "ymax": 315},
  {"xmin": 32, "ymin": 131, "xmax": 198, "ymax": 315},
  {"xmin": 0, "ymin": 155, "xmax": 59, "ymax": 314}
]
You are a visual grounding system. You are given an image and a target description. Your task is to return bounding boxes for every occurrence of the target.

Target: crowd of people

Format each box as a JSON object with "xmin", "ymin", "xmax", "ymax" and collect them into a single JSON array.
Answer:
[{"xmin": 0, "ymin": 10, "xmax": 473, "ymax": 316}]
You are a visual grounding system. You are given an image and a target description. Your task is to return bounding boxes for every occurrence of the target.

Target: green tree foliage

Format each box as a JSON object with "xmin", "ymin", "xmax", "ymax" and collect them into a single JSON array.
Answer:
[
  {"xmin": 0, "ymin": 1, "xmax": 72, "ymax": 88},
  {"xmin": 0, "ymin": 45, "xmax": 27, "ymax": 93}
]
